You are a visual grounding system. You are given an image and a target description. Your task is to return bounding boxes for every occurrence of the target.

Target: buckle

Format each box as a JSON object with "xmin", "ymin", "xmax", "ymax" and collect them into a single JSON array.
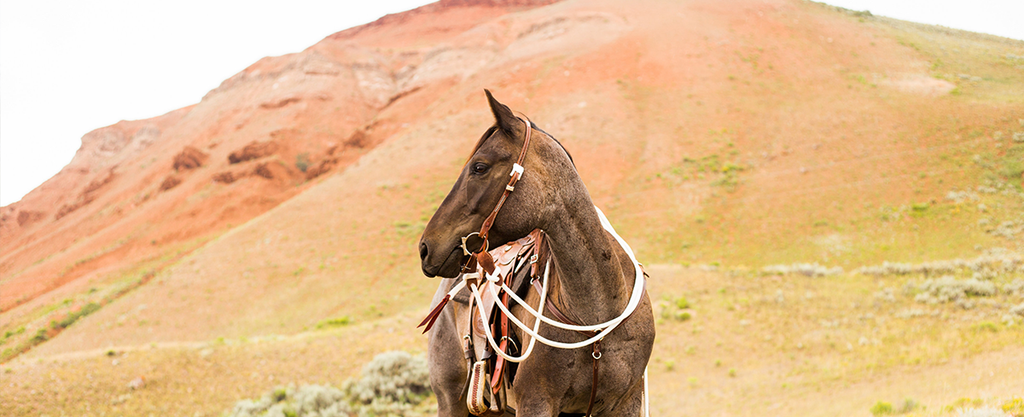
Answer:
[
  {"xmin": 529, "ymin": 254, "xmax": 539, "ymax": 264},
  {"xmin": 510, "ymin": 163, "xmax": 524, "ymax": 178}
]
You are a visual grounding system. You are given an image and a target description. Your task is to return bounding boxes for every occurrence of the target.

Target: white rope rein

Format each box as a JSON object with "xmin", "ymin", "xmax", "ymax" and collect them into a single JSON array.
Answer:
[
  {"xmin": 466, "ymin": 205, "xmax": 645, "ymax": 354},
  {"xmin": 452, "ymin": 205, "xmax": 650, "ymax": 415}
]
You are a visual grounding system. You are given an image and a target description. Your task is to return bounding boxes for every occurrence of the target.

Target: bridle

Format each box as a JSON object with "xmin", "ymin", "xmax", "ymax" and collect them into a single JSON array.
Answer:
[
  {"xmin": 460, "ymin": 115, "xmax": 533, "ymax": 278},
  {"xmin": 417, "ymin": 115, "xmax": 533, "ymax": 332}
]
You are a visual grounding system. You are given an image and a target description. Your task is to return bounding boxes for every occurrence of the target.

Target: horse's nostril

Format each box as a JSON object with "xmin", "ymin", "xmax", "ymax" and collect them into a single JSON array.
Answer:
[{"xmin": 419, "ymin": 242, "xmax": 429, "ymax": 261}]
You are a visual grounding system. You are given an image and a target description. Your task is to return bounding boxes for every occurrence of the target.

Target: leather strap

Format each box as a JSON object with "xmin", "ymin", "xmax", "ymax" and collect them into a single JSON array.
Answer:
[
  {"xmin": 478, "ymin": 116, "xmax": 532, "ymax": 244},
  {"xmin": 530, "ymin": 279, "xmax": 600, "ymax": 416},
  {"xmin": 490, "ymin": 266, "xmax": 514, "ymax": 393},
  {"xmin": 530, "ymin": 276, "xmax": 648, "ymax": 417},
  {"xmin": 588, "ymin": 340, "xmax": 601, "ymax": 417}
]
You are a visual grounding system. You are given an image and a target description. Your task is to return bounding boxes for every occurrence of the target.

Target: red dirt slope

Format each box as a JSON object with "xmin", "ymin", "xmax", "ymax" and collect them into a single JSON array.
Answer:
[{"xmin": 0, "ymin": 0, "xmax": 559, "ymax": 313}]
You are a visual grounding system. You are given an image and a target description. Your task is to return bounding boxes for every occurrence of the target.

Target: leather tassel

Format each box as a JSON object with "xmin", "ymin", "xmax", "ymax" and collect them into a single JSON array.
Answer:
[
  {"xmin": 477, "ymin": 250, "xmax": 496, "ymax": 275},
  {"xmin": 418, "ymin": 294, "xmax": 450, "ymax": 333}
]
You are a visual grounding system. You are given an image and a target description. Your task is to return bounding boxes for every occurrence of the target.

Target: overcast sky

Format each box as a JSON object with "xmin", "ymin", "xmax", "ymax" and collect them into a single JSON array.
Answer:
[
  {"xmin": 2, "ymin": 1, "xmax": 1022, "ymax": 206},
  {"xmin": 0, "ymin": 0, "xmax": 435, "ymax": 206}
]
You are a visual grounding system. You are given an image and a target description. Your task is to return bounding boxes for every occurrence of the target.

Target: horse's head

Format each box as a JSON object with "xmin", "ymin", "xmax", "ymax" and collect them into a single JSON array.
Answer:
[{"xmin": 418, "ymin": 90, "xmax": 577, "ymax": 278}]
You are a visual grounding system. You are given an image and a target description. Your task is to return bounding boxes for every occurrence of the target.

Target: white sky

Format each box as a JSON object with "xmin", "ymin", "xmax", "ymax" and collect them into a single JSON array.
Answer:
[
  {"xmin": 1, "ymin": 1, "xmax": 1022, "ymax": 207},
  {"xmin": 821, "ymin": 0, "xmax": 1024, "ymax": 41},
  {"xmin": 0, "ymin": 0, "xmax": 435, "ymax": 206}
]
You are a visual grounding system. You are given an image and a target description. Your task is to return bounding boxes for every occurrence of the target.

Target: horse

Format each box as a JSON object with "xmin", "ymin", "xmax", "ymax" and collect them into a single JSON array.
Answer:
[{"xmin": 418, "ymin": 90, "xmax": 655, "ymax": 417}]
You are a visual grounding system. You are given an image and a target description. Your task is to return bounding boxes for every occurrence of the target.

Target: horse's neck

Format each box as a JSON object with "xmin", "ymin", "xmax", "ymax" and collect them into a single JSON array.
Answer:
[{"xmin": 544, "ymin": 203, "xmax": 631, "ymax": 323}]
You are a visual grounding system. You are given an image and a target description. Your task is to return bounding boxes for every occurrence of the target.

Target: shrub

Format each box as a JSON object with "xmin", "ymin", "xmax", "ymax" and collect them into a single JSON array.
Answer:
[
  {"xmin": 946, "ymin": 398, "xmax": 986, "ymax": 412},
  {"xmin": 870, "ymin": 401, "xmax": 894, "ymax": 416},
  {"xmin": 762, "ymin": 263, "xmax": 843, "ymax": 277},
  {"xmin": 957, "ymin": 407, "xmax": 1013, "ymax": 417},
  {"xmin": 316, "ymin": 317, "xmax": 352, "ymax": 329},
  {"xmin": 1005, "ymin": 279, "xmax": 1024, "ymax": 297},
  {"xmin": 1002, "ymin": 397, "xmax": 1024, "ymax": 417},
  {"xmin": 874, "ymin": 288, "xmax": 896, "ymax": 303},
  {"xmin": 296, "ymin": 153, "xmax": 310, "ymax": 173},
  {"xmin": 914, "ymin": 276, "xmax": 997, "ymax": 304},
  {"xmin": 347, "ymin": 351, "xmax": 431, "ymax": 405},
  {"xmin": 657, "ymin": 298, "xmax": 694, "ymax": 322},
  {"xmin": 857, "ymin": 250, "xmax": 1024, "ymax": 277},
  {"xmin": 54, "ymin": 302, "xmax": 102, "ymax": 329},
  {"xmin": 31, "ymin": 328, "xmax": 49, "ymax": 344},
  {"xmin": 946, "ymin": 190, "xmax": 980, "ymax": 204},
  {"xmin": 230, "ymin": 385, "xmax": 351, "ymax": 417},
  {"xmin": 972, "ymin": 321, "xmax": 999, "ymax": 333},
  {"xmin": 898, "ymin": 398, "xmax": 920, "ymax": 413},
  {"xmin": 292, "ymin": 385, "xmax": 350, "ymax": 417},
  {"xmin": 1003, "ymin": 159, "xmax": 1024, "ymax": 180},
  {"xmin": 1009, "ymin": 303, "xmax": 1024, "ymax": 317},
  {"xmin": 227, "ymin": 351, "xmax": 430, "ymax": 417},
  {"xmin": 1, "ymin": 326, "xmax": 25, "ymax": 345}
]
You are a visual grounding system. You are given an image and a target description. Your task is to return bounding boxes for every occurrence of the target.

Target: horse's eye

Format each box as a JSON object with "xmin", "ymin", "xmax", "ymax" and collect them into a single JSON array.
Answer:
[{"xmin": 471, "ymin": 163, "xmax": 490, "ymax": 175}]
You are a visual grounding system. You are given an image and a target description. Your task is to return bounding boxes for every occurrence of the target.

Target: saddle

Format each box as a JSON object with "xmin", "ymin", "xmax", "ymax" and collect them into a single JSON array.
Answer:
[{"xmin": 427, "ymin": 229, "xmax": 549, "ymax": 416}]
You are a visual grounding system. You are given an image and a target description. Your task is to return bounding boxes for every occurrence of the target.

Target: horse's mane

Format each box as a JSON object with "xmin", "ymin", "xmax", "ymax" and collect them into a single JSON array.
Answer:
[{"xmin": 465, "ymin": 122, "xmax": 575, "ymax": 167}]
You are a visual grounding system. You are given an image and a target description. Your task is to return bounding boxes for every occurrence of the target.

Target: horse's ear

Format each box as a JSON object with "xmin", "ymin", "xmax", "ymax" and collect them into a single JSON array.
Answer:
[{"xmin": 485, "ymin": 89, "xmax": 523, "ymax": 137}]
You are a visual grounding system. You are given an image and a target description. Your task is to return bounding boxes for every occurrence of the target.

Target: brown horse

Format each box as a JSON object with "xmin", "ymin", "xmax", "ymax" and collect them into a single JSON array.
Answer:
[{"xmin": 418, "ymin": 91, "xmax": 655, "ymax": 417}]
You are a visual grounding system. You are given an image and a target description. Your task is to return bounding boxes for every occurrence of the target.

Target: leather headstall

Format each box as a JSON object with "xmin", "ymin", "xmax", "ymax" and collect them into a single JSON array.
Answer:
[
  {"xmin": 471, "ymin": 115, "xmax": 533, "ymax": 277},
  {"xmin": 418, "ymin": 116, "xmax": 533, "ymax": 333}
]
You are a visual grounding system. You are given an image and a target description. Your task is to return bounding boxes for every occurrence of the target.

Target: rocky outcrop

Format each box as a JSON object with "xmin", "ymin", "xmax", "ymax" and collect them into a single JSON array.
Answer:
[
  {"xmin": 16, "ymin": 210, "xmax": 45, "ymax": 227},
  {"xmin": 229, "ymin": 141, "xmax": 278, "ymax": 164},
  {"xmin": 173, "ymin": 146, "xmax": 209, "ymax": 171},
  {"xmin": 54, "ymin": 169, "xmax": 116, "ymax": 220},
  {"xmin": 259, "ymin": 96, "xmax": 301, "ymax": 109},
  {"xmin": 159, "ymin": 176, "xmax": 182, "ymax": 191},
  {"xmin": 212, "ymin": 171, "xmax": 238, "ymax": 184}
]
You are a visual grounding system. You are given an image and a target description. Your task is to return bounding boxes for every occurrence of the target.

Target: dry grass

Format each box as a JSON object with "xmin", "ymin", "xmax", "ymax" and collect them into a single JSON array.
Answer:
[{"xmin": 4, "ymin": 265, "xmax": 1023, "ymax": 416}]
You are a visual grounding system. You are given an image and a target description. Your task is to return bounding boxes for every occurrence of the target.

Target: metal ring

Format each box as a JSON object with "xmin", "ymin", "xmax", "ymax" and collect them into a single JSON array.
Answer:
[
  {"xmin": 461, "ymin": 232, "xmax": 488, "ymax": 256},
  {"xmin": 592, "ymin": 351, "xmax": 602, "ymax": 360}
]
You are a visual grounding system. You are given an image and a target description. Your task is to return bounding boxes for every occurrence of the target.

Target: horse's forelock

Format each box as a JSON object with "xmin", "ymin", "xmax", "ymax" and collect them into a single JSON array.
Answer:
[{"xmin": 466, "ymin": 126, "xmax": 499, "ymax": 164}]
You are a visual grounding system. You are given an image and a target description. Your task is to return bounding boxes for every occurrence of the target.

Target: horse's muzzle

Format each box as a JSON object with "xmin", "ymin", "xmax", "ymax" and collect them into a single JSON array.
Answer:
[{"xmin": 420, "ymin": 241, "xmax": 464, "ymax": 278}]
